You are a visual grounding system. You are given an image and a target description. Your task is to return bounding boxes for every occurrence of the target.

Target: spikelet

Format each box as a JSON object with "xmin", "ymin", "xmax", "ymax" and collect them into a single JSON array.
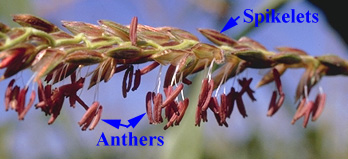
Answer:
[{"xmin": 0, "ymin": 14, "xmax": 345, "ymax": 130}]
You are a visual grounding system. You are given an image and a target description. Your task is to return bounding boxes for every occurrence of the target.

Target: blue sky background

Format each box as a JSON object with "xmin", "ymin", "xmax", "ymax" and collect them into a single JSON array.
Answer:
[{"xmin": 1, "ymin": 0, "xmax": 348, "ymax": 158}]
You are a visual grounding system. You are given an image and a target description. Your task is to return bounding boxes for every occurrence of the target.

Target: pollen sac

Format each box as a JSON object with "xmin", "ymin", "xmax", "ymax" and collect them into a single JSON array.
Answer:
[
  {"xmin": 65, "ymin": 50, "xmax": 104, "ymax": 65},
  {"xmin": 106, "ymin": 45, "xmax": 141, "ymax": 59},
  {"xmin": 13, "ymin": 14, "xmax": 59, "ymax": 33},
  {"xmin": 198, "ymin": 28, "xmax": 237, "ymax": 46}
]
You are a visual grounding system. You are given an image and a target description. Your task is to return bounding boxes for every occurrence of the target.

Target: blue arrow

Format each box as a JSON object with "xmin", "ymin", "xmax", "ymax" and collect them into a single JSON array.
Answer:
[
  {"xmin": 220, "ymin": 16, "xmax": 240, "ymax": 33},
  {"xmin": 102, "ymin": 113, "xmax": 146, "ymax": 129}
]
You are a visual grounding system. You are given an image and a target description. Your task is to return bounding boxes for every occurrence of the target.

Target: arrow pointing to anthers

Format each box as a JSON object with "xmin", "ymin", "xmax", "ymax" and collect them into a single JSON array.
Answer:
[
  {"xmin": 220, "ymin": 16, "xmax": 240, "ymax": 33},
  {"xmin": 102, "ymin": 113, "xmax": 146, "ymax": 129}
]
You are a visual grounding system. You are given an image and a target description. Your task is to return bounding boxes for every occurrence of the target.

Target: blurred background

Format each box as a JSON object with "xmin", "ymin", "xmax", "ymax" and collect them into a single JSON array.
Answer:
[{"xmin": 1, "ymin": 0, "xmax": 348, "ymax": 158}]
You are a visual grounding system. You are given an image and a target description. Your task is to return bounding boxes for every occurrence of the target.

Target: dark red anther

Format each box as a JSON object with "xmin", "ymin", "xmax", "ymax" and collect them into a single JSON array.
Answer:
[
  {"xmin": 69, "ymin": 94, "xmax": 76, "ymax": 108},
  {"xmin": 202, "ymin": 79, "xmax": 214, "ymax": 111},
  {"xmin": 161, "ymin": 83, "xmax": 183, "ymax": 108},
  {"xmin": 272, "ymin": 68, "xmax": 283, "ymax": 94},
  {"xmin": 9, "ymin": 86, "xmax": 19, "ymax": 110},
  {"xmin": 153, "ymin": 93, "xmax": 163, "ymax": 124},
  {"xmin": 266, "ymin": 68, "xmax": 285, "ymax": 117},
  {"xmin": 164, "ymin": 86, "xmax": 173, "ymax": 97},
  {"xmin": 140, "ymin": 62, "xmax": 159, "ymax": 75},
  {"xmin": 69, "ymin": 95, "xmax": 87, "ymax": 111},
  {"xmin": 226, "ymin": 87, "xmax": 237, "ymax": 118},
  {"xmin": 163, "ymin": 65, "xmax": 176, "ymax": 88},
  {"xmin": 16, "ymin": 87, "xmax": 28, "ymax": 116},
  {"xmin": 201, "ymin": 109, "xmax": 208, "ymax": 122},
  {"xmin": 37, "ymin": 81, "xmax": 44, "ymax": 102},
  {"xmin": 122, "ymin": 66, "xmax": 129, "ymax": 98},
  {"xmin": 44, "ymin": 85, "xmax": 52, "ymax": 104},
  {"xmin": 267, "ymin": 91, "xmax": 277, "ymax": 116},
  {"xmin": 164, "ymin": 100, "xmax": 182, "ymax": 130},
  {"xmin": 238, "ymin": 78, "xmax": 256, "ymax": 101},
  {"xmin": 195, "ymin": 80, "xmax": 208, "ymax": 126},
  {"xmin": 120, "ymin": 65, "xmax": 133, "ymax": 97},
  {"xmin": 208, "ymin": 97, "xmax": 220, "ymax": 114},
  {"xmin": 68, "ymin": 72, "xmax": 77, "ymax": 108},
  {"xmin": 198, "ymin": 78, "xmax": 208, "ymax": 106},
  {"xmin": 170, "ymin": 101, "xmax": 179, "ymax": 116},
  {"xmin": 126, "ymin": 65, "xmax": 133, "ymax": 92},
  {"xmin": 236, "ymin": 93, "xmax": 248, "ymax": 118},
  {"xmin": 70, "ymin": 71, "xmax": 76, "ymax": 83},
  {"xmin": 163, "ymin": 86, "xmax": 176, "ymax": 120},
  {"xmin": 165, "ymin": 101, "xmax": 175, "ymax": 121},
  {"xmin": 5, "ymin": 79, "xmax": 15, "ymax": 111},
  {"xmin": 47, "ymin": 91, "xmax": 64, "ymax": 125},
  {"xmin": 19, "ymin": 90, "xmax": 35, "ymax": 120},
  {"xmin": 276, "ymin": 93, "xmax": 285, "ymax": 111},
  {"xmin": 175, "ymin": 98, "xmax": 189, "ymax": 125},
  {"xmin": 182, "ymin": 77, "xmax": 192, "ymax": 85},
  {"xmin": 44, "ymin": 73, "xmax": 53, "ymax": 83},
  {"xmin": 208, "ymin": 97, "xmax": 222, "ymax": 125},
  {"xmin": 220, "ymin": 93, "xmax": 227, "ymax": 124},
  {"xmin": 131, "ymin": 69, "xmax": 141, "ymax": 91},
  {"xmin": 164, "ymin": 112, "xmax": 177, "ymax": 130},
  {"xmin": 115, "ymin": 64, "xmax": 129, "ymax": 74},
  {"xmin": 195, "ymin": 105, "xmax": 202, "ymax": 126},
  {"xmin": 213, "ymin": 112, "xmax": 222, "ymax": 126},
  {"xmin": 146, "ymin": 92, "xmax": 154, "ymax": 124}
]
